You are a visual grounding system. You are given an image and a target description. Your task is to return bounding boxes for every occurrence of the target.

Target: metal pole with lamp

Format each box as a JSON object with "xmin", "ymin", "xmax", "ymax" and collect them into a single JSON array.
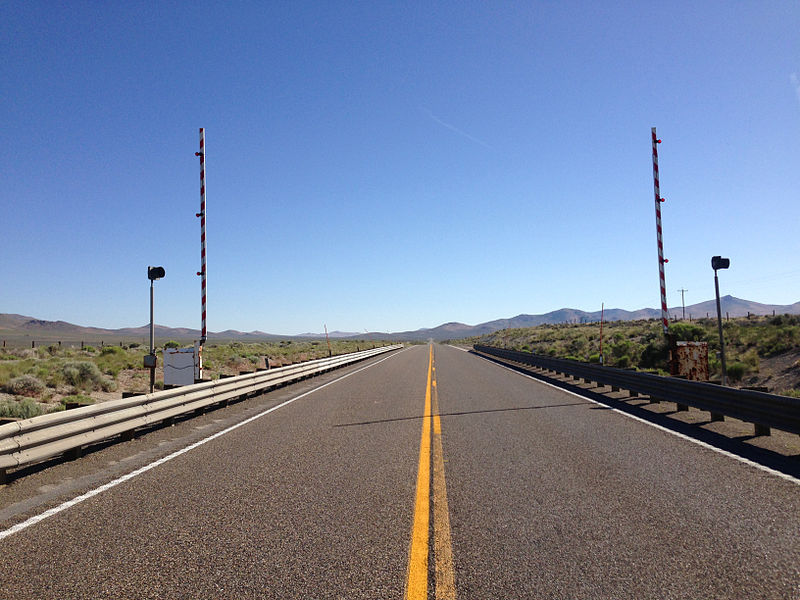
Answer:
[
  {"xmin": 711, "ymin": 256, "xmax": 730, "ymax": 385},
  {"xmin": 146, "ymin": 266, "xmax": 165, "ymax": 393}
]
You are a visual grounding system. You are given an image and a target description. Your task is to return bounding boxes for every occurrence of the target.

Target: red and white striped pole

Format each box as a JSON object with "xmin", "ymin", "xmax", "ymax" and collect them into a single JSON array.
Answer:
[
  {"xmin": 195, "ymin": 129, "xmax": 207, "ymax": 345},
  {"xmin": 652, "ymin": 127, "xmax": 669, "ymax": 335}
]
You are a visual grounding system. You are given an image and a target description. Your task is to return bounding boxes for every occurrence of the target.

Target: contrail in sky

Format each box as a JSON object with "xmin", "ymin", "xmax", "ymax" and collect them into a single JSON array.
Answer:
[
  {"xmin": 791, "ymin": 73, "xmax": 800, "ymax": 109},
  {"xmin": 421, "ymin": 107, "xmax": 495, "ymax": 150}
]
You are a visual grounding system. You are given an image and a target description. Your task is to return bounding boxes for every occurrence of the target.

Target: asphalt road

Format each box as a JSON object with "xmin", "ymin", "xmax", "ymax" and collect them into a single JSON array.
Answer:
[{"xmin": 0, "ymin": 344, "xmax": 798, "ymax": 599}]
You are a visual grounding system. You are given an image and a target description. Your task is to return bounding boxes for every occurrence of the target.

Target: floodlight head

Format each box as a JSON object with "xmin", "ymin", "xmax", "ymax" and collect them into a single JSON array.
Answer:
[
  {"xmin": 148, "ymin": 266, "xmax": 166, "ymax": 280},
  {"xmin": 711, "ymin": 256, "xmax": 730, "ymax": 271}
]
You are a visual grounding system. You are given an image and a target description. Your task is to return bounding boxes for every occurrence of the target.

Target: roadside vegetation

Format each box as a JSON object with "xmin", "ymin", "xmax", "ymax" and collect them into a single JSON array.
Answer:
[
  {"xmin": 459, "ymin": 314, "xmax": 800, "ymax": 397},
  {"xmin": 0, "ymin": 339, "xmax": 389, "ymax": 419}
]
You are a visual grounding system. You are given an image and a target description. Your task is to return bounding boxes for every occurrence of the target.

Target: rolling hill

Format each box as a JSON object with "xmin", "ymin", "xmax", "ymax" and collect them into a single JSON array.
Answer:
[{"xmin": 2, "ymin": 296, "xmax": 799, "ymax": 344}]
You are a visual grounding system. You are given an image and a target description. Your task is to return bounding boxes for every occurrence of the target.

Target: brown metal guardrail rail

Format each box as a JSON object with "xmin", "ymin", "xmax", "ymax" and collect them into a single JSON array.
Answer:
[
  {"xmin": 0, "ymin": 345, "xmax": 403, "ymax": 483},
  {"xmin": 473, "ymin": 344, "xmax": 800, "ymax": 437}
]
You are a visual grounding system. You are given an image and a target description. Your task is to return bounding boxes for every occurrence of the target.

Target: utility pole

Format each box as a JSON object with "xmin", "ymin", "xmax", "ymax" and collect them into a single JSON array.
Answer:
[{"xmin": 678, "ymin": 288, "xmax": 688, "ymax": 320}]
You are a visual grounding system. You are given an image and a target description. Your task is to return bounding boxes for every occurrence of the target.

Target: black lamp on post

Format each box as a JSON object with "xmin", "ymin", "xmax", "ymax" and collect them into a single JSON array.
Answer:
[
  {"xmin": 146, "ymin": 266, "xmax": 165, "ymax": 393},
  {"xmin": 711, "ymin": 256, "xmax": 730, "ymax": 385}
]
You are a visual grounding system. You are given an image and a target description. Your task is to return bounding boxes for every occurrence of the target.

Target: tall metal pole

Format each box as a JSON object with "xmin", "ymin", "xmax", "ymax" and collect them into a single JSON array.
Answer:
[
  {"xmin": 149, "ymin": 279, "xmax": 155, "ymax": 393},
  {"xmin": 714, "ymin": 271, "xmax": 727, "ymax": 386},
  {"xmin": 652, "ymin": 128, "xmax": 669, "ymax": 336},
  {"xmin": 196, "ymin": 129, "xmax": 207, "ymax": 346}
]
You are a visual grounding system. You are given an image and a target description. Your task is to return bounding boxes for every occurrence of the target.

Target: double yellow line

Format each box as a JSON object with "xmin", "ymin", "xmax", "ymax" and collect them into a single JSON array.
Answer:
[{"xmin": 406, "ymin": 345, "xmax": 456, "ymax": 599}]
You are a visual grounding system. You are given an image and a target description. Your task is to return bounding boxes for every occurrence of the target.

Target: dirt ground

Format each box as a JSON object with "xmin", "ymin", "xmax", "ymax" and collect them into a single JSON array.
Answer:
[{"xmin": 743, "ymin": 351, "xmax": 800, "ymax": 394}]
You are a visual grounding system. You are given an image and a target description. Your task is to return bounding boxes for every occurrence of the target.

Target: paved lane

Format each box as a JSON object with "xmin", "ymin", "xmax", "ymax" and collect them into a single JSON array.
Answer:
[
  {"xmin": 0, "ymin": 346, "xmax": 430, "ymax": 599},
  {"xmin": 434, "ymin": 344, "xmax": 800, "ymax": 599}
]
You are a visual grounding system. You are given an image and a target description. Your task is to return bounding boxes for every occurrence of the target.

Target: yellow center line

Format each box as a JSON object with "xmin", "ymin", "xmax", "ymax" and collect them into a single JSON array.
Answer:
[
  {"xmin": 405, "ymin": 345, "xmax": 433, "ymax": 599},
  {"xmin": 405, "ymin": 345, "xmax": 456, "ymax": 600},
  {"xmin": 432, "ymin": 360, "xmax": 456, "ymax": 600}
]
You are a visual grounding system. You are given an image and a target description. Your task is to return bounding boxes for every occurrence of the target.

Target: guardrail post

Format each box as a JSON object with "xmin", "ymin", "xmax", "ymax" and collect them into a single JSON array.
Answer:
[
  {"xmin": 629, "ymin": 390, "xmax": 639, "ymax": 398},
  {"xmin": 0, "ymin": 467, "xmax": 6, "ymax": 485},
  {"xmin": 754, "ymin": 424, "xmax": 771, "ymax": 436},
  {"xmin": 65, "ymin": 446, "xmax": 83, "ymax": 460},
  {"xmin": 611, "ymin": 386, "xmax": 620, "ymax": 393},
  {"xmin": 710, "ymin": 412, "xmax": 724, "ymax": 422},
  {"xmin": 676, "ymin": 403, "xmax": 689, "ymax": 412}
]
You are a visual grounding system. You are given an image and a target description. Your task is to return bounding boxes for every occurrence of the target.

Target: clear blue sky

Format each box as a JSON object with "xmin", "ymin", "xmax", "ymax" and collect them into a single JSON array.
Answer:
[{"xmin": 3, "ymin": 2, "xmax": 799, "ymax": 335}]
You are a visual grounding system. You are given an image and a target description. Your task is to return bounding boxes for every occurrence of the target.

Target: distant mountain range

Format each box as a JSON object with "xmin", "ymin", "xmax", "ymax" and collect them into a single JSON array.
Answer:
[{"xmin": 2, "ymin": 296, "xmax": 799, "ymax": 344}]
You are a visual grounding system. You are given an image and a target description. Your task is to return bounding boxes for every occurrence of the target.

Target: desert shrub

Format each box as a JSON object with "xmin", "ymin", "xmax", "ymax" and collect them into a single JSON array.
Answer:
[
  {"xmin": 569, "ymin": 336, "xmax": 588, "ymax": 355},
  {"xmin": 670, "ymin": 322, "xmax": 707, "ymax": 342},
  {"xmin": 129, "ymin": 342, "xmax": 140, "ymax": 349},
  {"xmin": 0, "ymin": 398, "xmax": 43, "ymax": 419},
  {"xmin": 60, "ymin": 394, "xmax": 95, "ymax": 406},
  {"xmin": 100, "ymin": 345, "xmax": 125, "ymax": 356},
  {"xmin": 164, "ymin": 340, "xmax": 180, "ymax": 349},
  {"xmin": 61, "ymin": 361, "xmax": 114, "ymax": 391},
  {"xmin": 588, "ymin": 353, "xmax": 601, "ymax": 364},
  {"xmin": 640, "ymin": 340, "xmax": 668, "ymax": 370},
  {"xmin": 5, "ymin": 374, "xmax": 46, "ymax": 397},
  {"xmin": 611, "ymin": 340, "xmax": 632, "ymax": 359},
  {"xmin": 726, "ymin": 362, "xmax": 747, "ymax": 382},
  {"xmin": 741, "ymin": 348, "xmax": 759, "ymax": 370},
  {"xmin": 615, "ymin": 355, "xmax": 631, "ymax": 368},
  {"xmin": 84, "ymin": 346, "xmax": 97, "ymax": 353},
  {"xmin": 768, "ymin": 314, "xmax": 800, "ymax": 327}
]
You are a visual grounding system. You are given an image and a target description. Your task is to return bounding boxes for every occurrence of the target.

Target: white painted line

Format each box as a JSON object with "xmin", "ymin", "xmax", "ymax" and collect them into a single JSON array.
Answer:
[
  {"xmin": 481, "ymin": 355, "xmax": 800, "ymax": 487},
  {"xmin": 446, "ymin": 345, "xmax": 469, "ymax": 352},
  {"xmin": 0, "ymin": 349, "xmax": 407, "ymax": 541}
]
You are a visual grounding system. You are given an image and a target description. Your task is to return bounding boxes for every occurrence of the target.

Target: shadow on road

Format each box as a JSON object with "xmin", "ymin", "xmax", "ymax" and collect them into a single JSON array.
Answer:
[{"xmin": 334, "ymin": 402, "xmax": 588, "ymax": 428}]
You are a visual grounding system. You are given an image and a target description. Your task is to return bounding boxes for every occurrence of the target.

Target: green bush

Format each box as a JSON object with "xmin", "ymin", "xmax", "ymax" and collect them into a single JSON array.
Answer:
[
  {"xmin": 60, "ymin": 394, "xmax": 95, "ymax": 406},
  {"xmin": 100, "ymin": 345, "xmax": 125, "ymax": 356},
  {"xmin": 84, "ymin": 346, "xmax": 97, "ymax": 353},
  {"xmin": 61, "ymin": 361, "xmax": 114, "ymax": 391},
  {"xmin": 670, "ymin": 322, "xmax": 707, "ymax": 342},
  {"xmin": 0, "ymin": 398, "xmax": 43, "ymax": 419},
  {"xmin": 164, "ymin": 340, "xmax": 181, "ymax": 349},
  {"xmin": 726, "ymin": 362, "xmax": 747, "ymax": 382},
  {"xmin": 6, "ymin": 374, "xmax": 46, "ymax": 397}
]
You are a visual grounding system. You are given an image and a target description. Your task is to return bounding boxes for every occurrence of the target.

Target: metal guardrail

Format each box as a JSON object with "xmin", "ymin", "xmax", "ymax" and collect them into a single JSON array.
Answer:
[
  {"xmin": 0, "ymin": 345, "xmax": 402, "ymax": 482},
  {"xmin": 474, "ymin": 344, "xmax": 800, "ymax": 437}
]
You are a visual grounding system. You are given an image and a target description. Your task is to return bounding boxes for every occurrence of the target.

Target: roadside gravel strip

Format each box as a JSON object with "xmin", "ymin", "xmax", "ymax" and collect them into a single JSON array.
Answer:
[{"xmin": 0, "ymin": 349, "xmax": 406, "ymax": 541}]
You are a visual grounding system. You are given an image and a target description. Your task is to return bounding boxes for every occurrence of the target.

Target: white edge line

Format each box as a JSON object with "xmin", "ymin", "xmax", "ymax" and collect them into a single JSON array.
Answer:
[
  {"xmin": 446, "ymin": 345, "xmax": 469, "ymax": 352},
  {"xmin": 0, "ymin": 349, "xmax": 408, "ymax": 541},
  {"xmin": 478, "ymin": 354, "xmax": 800, "ymax": 487}
]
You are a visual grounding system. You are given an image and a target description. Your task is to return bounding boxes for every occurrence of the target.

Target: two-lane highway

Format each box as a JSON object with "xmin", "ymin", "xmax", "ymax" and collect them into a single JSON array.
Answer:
[{"xmin": 0, "ymin": 344, "xmax": 798, "ymax": 599}]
